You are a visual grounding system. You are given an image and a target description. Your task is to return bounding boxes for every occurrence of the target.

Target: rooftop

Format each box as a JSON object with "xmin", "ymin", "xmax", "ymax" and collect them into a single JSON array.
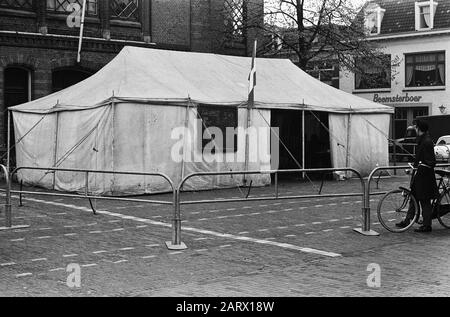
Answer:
[{"xmin": 365, "ymin": 0, "xmax": 450, "ymax": 35}]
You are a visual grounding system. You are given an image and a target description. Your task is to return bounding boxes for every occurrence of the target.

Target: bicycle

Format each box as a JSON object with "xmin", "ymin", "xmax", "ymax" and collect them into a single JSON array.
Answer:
[{"xmin": 377, "ymin": 163, "xmax": 450, "ymax": 232}]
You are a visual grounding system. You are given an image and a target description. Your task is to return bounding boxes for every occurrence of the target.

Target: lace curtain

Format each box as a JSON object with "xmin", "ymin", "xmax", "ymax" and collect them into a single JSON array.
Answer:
[
  {"xmin": 366, "ymin": 12, "xmax": 378, "ymax": 33},
  {"xmin": 406, "ymin": 65, "xmax": 414, "ymax": 86},
  {"xmin": 421, "ymin": 6, "xmax": 431, "ymax": 27},
  {"xmin": 437, "ymin": 64, "xmax": 445, "ymax": 84}
]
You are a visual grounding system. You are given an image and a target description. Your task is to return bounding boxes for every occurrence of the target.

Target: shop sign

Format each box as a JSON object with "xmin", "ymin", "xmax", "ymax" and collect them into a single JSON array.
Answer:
[{"xmin": 373, "ymin": 93, "xmax": 422, "ymax": 103}]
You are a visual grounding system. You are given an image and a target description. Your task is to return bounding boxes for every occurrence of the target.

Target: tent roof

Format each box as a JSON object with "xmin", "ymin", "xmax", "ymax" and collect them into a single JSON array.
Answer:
[{"xmin": 10, "ymin": 46, "xmax": 393, "ymax": 114}]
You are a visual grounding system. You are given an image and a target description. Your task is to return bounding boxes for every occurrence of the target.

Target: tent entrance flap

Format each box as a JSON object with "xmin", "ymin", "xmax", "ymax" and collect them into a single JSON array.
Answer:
[
  {"xmin": 305, "ymin": 111, "xmax": 331, "ymax": 171},
  {"xmin": 271, "ymin": 109, "xmax": 302, "ymax": 179},
  {"xmin": 270, "ymin": 109, "xmax": 331, "ymax": 180}
]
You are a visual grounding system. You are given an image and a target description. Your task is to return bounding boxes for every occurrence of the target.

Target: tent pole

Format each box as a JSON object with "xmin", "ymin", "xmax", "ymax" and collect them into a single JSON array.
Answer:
[
  {"xmin": 345, "ymin": 113, "xmax": 352, "ymax": 178},
  {"xmin": 244, "ymin": 39, "xmax": 257, "ymax": 185},
  {"xmin": 244, "ymin": 107, "xmax": 251, "ymax": 184},
  {"xmin": 302, "ymin": 109, "xmax": 305, "ymax": 179},
  {"xmin": 111, "ymin": 98, "xmax": 115, "ymax": 194},
  {"xmin": 7, "ymin": 110, "xmax": 11, "ymax": 173},
  {"xmin": 181, "ymin": 98, "xmax": 190, "ymax": 181},
  {"xmin": 77, "ymin": 0, "xmax": 87, "ymax": 63},
  {"xmin": 52, "ymin": 111, "xmax": 60, "ymax": 190}
]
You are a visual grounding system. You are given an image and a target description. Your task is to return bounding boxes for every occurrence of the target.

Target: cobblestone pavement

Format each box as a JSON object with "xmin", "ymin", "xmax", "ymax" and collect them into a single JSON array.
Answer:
[{"xmin": 0, "ymin": 174, "xmax": 449, "ymax": 297}]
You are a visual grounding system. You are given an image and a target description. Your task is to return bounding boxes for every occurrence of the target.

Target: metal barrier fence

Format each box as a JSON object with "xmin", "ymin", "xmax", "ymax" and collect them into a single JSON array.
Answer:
[
  {"xmin": 1, "ymin": 166, "xmax": 175, "ymax": 238},
  {"xmin": 366, "ymin": 163, "xmax": 450, "ymax": 231},
  {"xmin": 390, "ymin": 141, "xmax": 416, "ymax": 165},
  {"xmin": 0, "ymin": 164, "xmax": 14, "ymax": 229},
  {"xmin": 4, "ymin": 163, "xmax": 429, "ymax": 248},
  {"xmin": 174, "ymin": 167, "xmax": 377, "ymax": 248}
]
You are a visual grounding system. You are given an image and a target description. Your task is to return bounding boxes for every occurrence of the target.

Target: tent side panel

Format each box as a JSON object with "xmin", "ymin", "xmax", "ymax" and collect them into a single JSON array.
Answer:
[
  {"xmin": 13, "ymin": 112, "xmax": 57, "ymax": 188},
  {"xmin": 143, "ymin": 103, "xmax": 186, "ymax": 193},
  {"xmin": 182, "ymin": 107, "xmax": 271, "ymax": 191},
  {"xmin": 112, "ymin": 103, "xmax": 147, "ymax": 195},
  {"xmin": 328, "ymin": 114, "xmax": 349, "ymax": 171},
  {"xmin": 329, "ymin": 113, "xmax": 390, "ymax": 176},
  {"xmin": 112, "ymin": 103, "xmax": 186, "ymax": 194},
  {"xmin": 53, "ymin": 106, "xmax": 114, "ymax": 194},
  {"xmin": 348, "ymin": 114, "xmax": 390, "ymax": 175}
]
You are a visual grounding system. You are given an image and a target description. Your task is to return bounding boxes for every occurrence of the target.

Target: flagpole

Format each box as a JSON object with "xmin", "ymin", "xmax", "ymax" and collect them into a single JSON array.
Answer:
[
  {"xmin": 77, "ymin": 0, "xmax": 87, "ymax": 63},
  {"xmin": 244, "ymin": 39, "xmax": 257, "ymax": 184}
]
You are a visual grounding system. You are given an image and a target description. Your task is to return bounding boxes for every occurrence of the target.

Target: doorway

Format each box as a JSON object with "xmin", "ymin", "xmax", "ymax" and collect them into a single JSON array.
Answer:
[
  {"xmin": 393, "ymin": 106, "xmax": 429, "ymax": 139},
  {"xmin": 270, "ymin": 109, "xmax": 331, "ymax": 180}
]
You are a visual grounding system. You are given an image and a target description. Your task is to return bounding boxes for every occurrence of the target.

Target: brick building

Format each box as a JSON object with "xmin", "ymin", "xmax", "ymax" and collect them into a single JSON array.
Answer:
[{"xmin": 0, "ymin": 0, "xmax": 264, "ymax": 155}]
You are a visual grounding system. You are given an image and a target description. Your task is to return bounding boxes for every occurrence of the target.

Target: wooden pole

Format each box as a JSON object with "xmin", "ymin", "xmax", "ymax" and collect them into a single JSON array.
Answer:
[
  {"xmin": 302, "ymin": 109, "xmax": 305, "ymax": 179},
  {"xmin": 77, "ymin": 0, "xmax": 87, "ymax": 63},
  {"xmin": 244, "ymin": 39, "xmax": 257, "ymax": 184}
]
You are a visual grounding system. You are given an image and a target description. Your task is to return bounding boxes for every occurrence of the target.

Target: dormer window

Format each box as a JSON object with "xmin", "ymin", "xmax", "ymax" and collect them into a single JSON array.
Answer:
[
  {"xmin": 364, "ymin": 4, "xmax": 386, "ymax": 36},
  {"xmin": 415, "ymin": 1, "xmax": 438, "ymax": 30}
]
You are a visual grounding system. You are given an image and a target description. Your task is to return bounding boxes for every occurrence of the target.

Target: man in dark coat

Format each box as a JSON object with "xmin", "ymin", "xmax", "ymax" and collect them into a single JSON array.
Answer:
[{"xmin": 396, "ymin": 119, "xmax": 439, "ymax": 232}]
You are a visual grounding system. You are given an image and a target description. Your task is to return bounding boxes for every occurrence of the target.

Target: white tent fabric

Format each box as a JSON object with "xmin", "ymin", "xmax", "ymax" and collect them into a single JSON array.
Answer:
[
  {"xmin": 328, "ymin": 113, "xmax": 391, "ymax": 175},
  {"xmin": 10, "ymin": 46, "xmax": 393, "ymax": 194}
]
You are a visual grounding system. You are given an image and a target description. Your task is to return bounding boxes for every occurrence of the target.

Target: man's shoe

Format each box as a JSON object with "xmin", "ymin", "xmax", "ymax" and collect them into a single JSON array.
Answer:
[
  {"xmin": 395, "ymin": 220, "xmax": 410, "ymax": 228},
  {"xmin": 414, "ymin": 225, "xmax": 432, "ymax": 233}
]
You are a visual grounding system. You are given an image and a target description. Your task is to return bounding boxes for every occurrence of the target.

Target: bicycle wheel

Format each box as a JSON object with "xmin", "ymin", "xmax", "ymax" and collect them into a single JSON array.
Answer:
[
  {"xmin": 377, "ymin": 189, "xmax": 418, "ymax": 233},
  {"xmin": 436, "ymin": 190, "xmax": 450, "ymax": 229}
]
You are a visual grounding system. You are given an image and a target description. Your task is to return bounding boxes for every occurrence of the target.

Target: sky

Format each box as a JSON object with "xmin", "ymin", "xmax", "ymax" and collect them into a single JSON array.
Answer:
[
  {"xmin": 350, "ymin": 0, "xmax": 369, "ymax": 9},
  {"xmin": 264, "ymin": 0, "xmax": 370, "ymax": 26},
  {"xmin": 265, "ymin": 0, "xmax": 369, "ymax": 10}
]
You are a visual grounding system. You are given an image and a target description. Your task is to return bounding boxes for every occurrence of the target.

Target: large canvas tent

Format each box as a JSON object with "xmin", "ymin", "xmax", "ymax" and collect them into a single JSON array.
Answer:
[{"xmin": 9, "ymin": 46, "xmax": 393, "ymax": 195}]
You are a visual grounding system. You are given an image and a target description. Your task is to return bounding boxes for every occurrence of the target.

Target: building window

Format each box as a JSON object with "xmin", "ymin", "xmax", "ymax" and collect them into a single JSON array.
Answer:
[
  {"xmin": 355, "ymin": 55, "xmax": 391, "ymax": 90},
  {"xmin": 0, "ymin": 0, "xmax": 33, "ymax": 10},
  {"xmin": 46, "ymin": 0, "xmax": 98, "ymax": 16},
  {"xmin": 224, "ymin": 0, "xmax": 246, "ymax": 44},
  {"xmin": 415, "ymin": 0, "xmax": 438, "ymax": 30},
  {"xmin": 306, "ymin": 62, "xmax": 340, "ymax": 89},
  {"xmin": 197, "ymin": 105, "xmax": 238, "ymax": 153},
  {"xmin": 52, "ymin": 67, "xmax": 93, "ymax": 92},
  {"xmin": 110, "ymin": 0, "xmax": 140, "ymax": 21},
  {"xmin": 4, "ymin": 66, "xmax": 31, "ymax": 107},
  {"xmin": 405, "ymin": 52, "xmax": 445, "ymax": 87},
  {"xmin": 364, "ymin": 4, "xmax": 385, "ymax": 35},
  {"xmin": 393, "ymin": 106, "xmax": 428, "ymax": 139}
]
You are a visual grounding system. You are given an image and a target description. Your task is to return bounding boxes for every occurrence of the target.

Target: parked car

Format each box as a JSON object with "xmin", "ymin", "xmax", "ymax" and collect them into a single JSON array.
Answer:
[
  {"xmin": 435, "ymin": 135, "xmax": 450, "ymax": 162},
  {"xmin": 417, "ymin": 115, "xmax": 450, "ymax": 144}
]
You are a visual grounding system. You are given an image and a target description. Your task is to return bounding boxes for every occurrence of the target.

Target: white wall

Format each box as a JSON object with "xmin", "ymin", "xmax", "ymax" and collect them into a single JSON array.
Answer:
[{"xmin": 340, "ymin": 33, "xmax": 450, "ymax": 116}]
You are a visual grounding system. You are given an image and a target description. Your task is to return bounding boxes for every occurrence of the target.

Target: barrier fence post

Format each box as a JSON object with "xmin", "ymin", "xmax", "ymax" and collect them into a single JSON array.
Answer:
[
  {"xmin": 353, "ymin": 169, "xmax": 379, "ymax": 236},
  {"xmin": 0, "ymin": 164, "xmax": 12, "ymax": 228},
  {"xmin": 85, "ymin": 171, "xmax": 89, "ymax": 196},
  {"xmin": 19, "ymin": 180, "xmax": 23, "ymax": 207},
  {"xmin": 166, "ymin": 188, "xmax": 187, "ymax": 250},
  {"xmin": 275, "ymin": 172, "xmax": 278, "ymax": 199},
  {"xmin": 5, "ymin": 171, "xmax": 11, "ymax": 228},
  {"xmin": 392, "ymin": 140, "xmax": 397, "ymax": 175},
  {"xmin": 0, "ymin": 164, "xmax": 29, "ymax": 230}
]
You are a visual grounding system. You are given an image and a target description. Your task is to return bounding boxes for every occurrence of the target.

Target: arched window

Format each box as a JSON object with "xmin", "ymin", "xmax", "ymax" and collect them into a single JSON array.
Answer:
[
  {"xmin": 52, "ymin": 67, "xmax": 93, "ymax": 92},
  {"xmin": 3, "ymin": 66, "xmax": 32, "ymax": 159},
  {"xmin": 224, "ymin": 0, "xmax": 246, "ymax": 44},
  {"xmin": 0, "ymin": 0, "xmax": 34, "ymax": 11},
  {"xmin": 46, "ymin": 0, "xmax": 98, "ymax": 16},
  {"xmin": 4, "ymin": 66, "xmax": 32, "ymax": 107},
  {"xmin": 110, "ymin": 0, "xmax": 140, "ymax": 21}
]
